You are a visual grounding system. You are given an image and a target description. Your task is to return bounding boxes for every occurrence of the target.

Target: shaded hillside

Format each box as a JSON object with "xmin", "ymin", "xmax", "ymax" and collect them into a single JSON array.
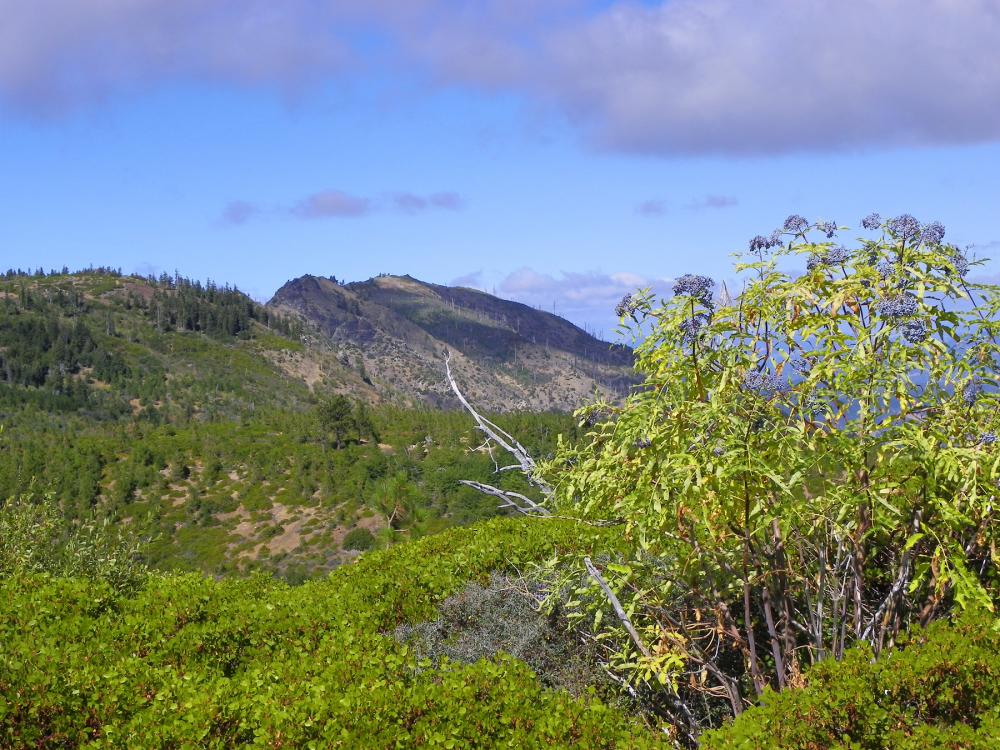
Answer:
[
  {"xmin": 270, "ymin": 274, "xmax": 636, "ymax": 411},
  {"xmin": 0, "ymin": 269, "xmax": 378, "ymax": 420}
]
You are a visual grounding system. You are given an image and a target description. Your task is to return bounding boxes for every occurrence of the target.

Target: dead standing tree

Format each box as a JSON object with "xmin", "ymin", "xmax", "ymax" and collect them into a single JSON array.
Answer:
[{"xmin": 445, "ymin": 352, "xmax": 553, "ymax": 516}]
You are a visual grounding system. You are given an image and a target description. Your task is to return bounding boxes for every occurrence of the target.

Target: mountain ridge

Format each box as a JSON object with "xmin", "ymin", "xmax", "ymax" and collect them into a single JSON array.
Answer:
[{"xmin": 268, "ymin": 273, "xmax": 635, "ymax": 412}]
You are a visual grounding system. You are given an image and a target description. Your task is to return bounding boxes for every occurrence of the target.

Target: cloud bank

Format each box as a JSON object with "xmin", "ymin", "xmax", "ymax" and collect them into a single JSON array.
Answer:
[
  {"xmin": 5, "ymin": 1, "xmax": 1000, "ymax": 154},
  {"xmin": 222, "ymin": 189, "xmax": 464, "ymax": 224}
]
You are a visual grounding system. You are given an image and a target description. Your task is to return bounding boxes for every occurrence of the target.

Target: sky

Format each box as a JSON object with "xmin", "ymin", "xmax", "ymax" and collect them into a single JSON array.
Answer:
[{"xmin": 2, "ymin": 0, "xmax": 999, "ymax": 340}]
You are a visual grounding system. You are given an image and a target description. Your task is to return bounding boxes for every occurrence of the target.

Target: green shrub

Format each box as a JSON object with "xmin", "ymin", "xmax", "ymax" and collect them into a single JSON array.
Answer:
[
  {"xmin": 541, "ymin": 215, "xmax": 1000, "ymax": 731},
  {"xmin": 702, "ymin": 611, "xmax": 1000, "ymax": 749},
  {"xmin": 342, "ymin": 526, "xmax": 376, "ymax": 551},
  {"xmin": 0, "ymin": 518, "xmax": 665, "ymax": 749},
  {"xmin": 0, "ymin": 492, "xmax": 145, "ymax": 593}
]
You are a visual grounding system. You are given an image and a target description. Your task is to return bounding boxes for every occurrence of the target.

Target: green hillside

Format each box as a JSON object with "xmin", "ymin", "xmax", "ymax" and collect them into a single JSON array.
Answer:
[
  {"xmin": 0, "ymin": 268, "xmax": 375, "ymax": 419},
  {"xmin": 1, "ymin": 518, "xmax": 666, "ymax": 748},
  {"xmin": 0, "ymin": 269, "xmax": 578, "ymax": 579}
]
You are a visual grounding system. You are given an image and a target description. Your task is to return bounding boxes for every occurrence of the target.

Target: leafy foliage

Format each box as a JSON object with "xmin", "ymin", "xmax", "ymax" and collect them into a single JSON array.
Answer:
[
  {"xmin": 702, "ymin": 610, "xmax": 1000, "ymax": 749},
  {"xmin": 0, "ymin": 490, "xmax": 146, "ymax": 593},
  {"xmin": 342, "ymin": 526, "xmax": 376, "ymax": 551},
  {"xmin": 0, "ymin": 518, "xmax": 665, "ymax": 749},
  {"xmin": 540, "ymin": 215, "xmax": 1000, "ymax": 733}
]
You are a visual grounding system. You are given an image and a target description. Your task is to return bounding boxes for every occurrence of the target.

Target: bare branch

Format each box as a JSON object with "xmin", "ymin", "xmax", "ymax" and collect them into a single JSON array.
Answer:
[
  {"xmin": 446, "ymin": 353, "xmax": 552, "ymax": 498},
  {"xmin": 862, "ymin": 508, "xmax": 922, "ymax": 647},
  {"xmin": 459, "ymin": 480, "xmax": 551, "ymax": 516},
  {"xmin": 584, "ymin": 556, "xmax": 651, "ymax": 659}
]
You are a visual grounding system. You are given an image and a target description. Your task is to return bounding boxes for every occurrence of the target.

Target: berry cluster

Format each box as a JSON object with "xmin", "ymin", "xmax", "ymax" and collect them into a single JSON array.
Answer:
[
  {"xmin": 679, "ymin": 313, "xmax": 710, "ymax": 344},
  {"xmin": 816, "ymin": 221, "xmax": 838, "ymax": 238},
  {"xmin": 900, "ymin": 319, "xmax": 928, "ymax": 344},
  {"xmin": 783, "ymin": 214, "xmax": 809, "ymax": 233},
  {"xmin": 963, "ymin": 378, "xmax": 983, "ymax": 406},
  {"xmin": 861, "ymin": 212, "xmax": 883, "ymax": 231},
  {"xmin": 920, "ymin": 221, "xmax": 946, "ymax": 246},
  {"xmin": 615, "ymin": 293, "xmax": 639, "ymax": 318},
  {"xmin": 672, "ymin": 274, "xmax": 715, "ymax": 309},
  {"xmin": 950, "ymin": 250, "xmax": 970, "ymax": 278},
  {"xmin": 749, "ymin": 233, "xmax": 782, "ymax": 253},
  {"xmin": 823, "ymin": 247, "xmax": 849, "ymax": 266},
  {"xmin": 742, "ymin": 370, "xmax": 786, "ymax": 399},
  {"xmin": 876, "ymin": 294, "xmax": 919, "ymax": 320},
  {"xmin": 807, "ymin": 248, "xmax": 851, "ymax": 272},
  {"xmin": 888, "ymin": 214, "xmax": 921, "ymax": 241}
]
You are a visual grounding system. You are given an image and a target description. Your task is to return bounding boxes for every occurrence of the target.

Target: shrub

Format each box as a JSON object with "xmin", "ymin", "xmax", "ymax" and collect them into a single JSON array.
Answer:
[
  {"xmin": 0, "ymin": 518, "xmax": 665, "ymax": 748},
  {"xmin": 702, "ymin": 610, "xmax": 1000, "ymax": 749},
  {"xmin": 540, "ymin": 215, "xmax": 1000, "ymax": 733},
  {"xmin": 0, "ymin": 491, "xmax": 146, "ymax": 593},
  {"xmin": 342, "ymin": 525, "xmax": 376, "ymax": 551}
]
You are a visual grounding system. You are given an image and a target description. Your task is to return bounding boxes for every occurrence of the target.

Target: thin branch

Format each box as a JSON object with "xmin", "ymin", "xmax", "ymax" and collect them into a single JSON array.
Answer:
[
  {"xmin": 459, "ymin": 480, "xmax": 551, "ymax": 516},
  {"xmin": 584, "ymin": 556, "xmax": 651, "ymax": 659},
  {"xmin": 446, "ymin": 352, "xmax": 552, "ymax": 497},
  {"xmin": 862, "ymin": 508, "xmax": 922, "ymax": 647}
]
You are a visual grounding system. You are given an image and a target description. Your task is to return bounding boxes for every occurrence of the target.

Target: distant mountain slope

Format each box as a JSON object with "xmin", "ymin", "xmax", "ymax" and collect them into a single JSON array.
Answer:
[
  {"xmin": 0, "ymin": 269, "xmax": 588, "ymax": 579},
  {"xmin": 0, "ymin": 270, "xmax": 379, "ymax": 421},
  {"xmin": 269, "ymin": 274, "xmax": 636, "ymax": 411}
]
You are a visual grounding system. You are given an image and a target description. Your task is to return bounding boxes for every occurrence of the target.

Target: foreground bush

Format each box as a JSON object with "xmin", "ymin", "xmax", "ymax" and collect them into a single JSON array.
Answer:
[
  {"xmin": 702, "ymin": 610, "xmax": 1000, "ymax": 749},
  {"xmin": 0, "ymin": 517, "xmax": 666, "ymax": 749},
  {"xmin": 539, "ymin": 214, "xmax": 1000, "ymax": 734}
]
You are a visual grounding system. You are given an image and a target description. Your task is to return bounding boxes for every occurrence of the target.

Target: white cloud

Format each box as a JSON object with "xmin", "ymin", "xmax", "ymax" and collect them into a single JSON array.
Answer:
[
  {"xmin": 496, "ymin": 267, "xmax": 672, "ymax": 338},
  {"xmin": 5, "ymin": 1, "xmax": 1000, "ymax": 155}
]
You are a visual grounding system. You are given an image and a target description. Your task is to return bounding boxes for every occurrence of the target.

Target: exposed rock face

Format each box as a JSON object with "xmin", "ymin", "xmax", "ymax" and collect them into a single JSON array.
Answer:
[{"xmin": 269, "ymin": 274, "xmax": 636, "ymax": 412}]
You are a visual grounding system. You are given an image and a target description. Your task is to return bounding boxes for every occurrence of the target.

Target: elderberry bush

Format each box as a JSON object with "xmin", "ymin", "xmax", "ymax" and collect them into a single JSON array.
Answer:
[{"xmin": 541, "ymin": 212, "xmax": 1000, "ymax": 736}]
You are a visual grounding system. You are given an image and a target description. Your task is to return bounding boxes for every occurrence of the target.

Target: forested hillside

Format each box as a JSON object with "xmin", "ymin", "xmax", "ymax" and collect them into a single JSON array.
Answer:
[
  {"xmin": 0, "ymin": 267, "xmax": 358, "ymax": 419},
  {"xmin": 0, "ymin": 269, "xmax": 579, "ymax": 579}
]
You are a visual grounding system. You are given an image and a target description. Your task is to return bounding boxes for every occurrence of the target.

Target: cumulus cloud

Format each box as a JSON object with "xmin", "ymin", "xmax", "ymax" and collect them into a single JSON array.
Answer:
[
  {"xmin": 291, "ymin": 191, "xmax": 372, "ymax": 219},
  {"xmin": 497, "ymin": 268, "xmax": 671, "ymax": 337},
  {"xmin": 533, "ymin": 0, "xmax": 1000, "ymax": 154},
  {"xmin": 5, "ymin": 1, "xmax": 1000, "ymax": 154}
]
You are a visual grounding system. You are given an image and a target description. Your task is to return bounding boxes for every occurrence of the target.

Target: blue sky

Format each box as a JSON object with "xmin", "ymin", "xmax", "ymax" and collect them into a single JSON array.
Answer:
[{"xmin": 2, "ymin": 1, "xmax": 999, "ymax": 339}]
